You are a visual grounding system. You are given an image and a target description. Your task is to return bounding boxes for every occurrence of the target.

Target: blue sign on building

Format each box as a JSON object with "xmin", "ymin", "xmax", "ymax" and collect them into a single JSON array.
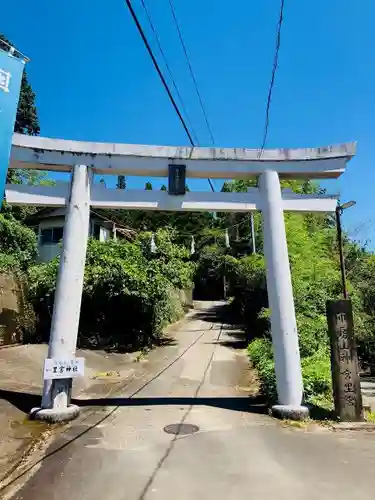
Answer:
[{"xmin": 0, "ymin": 48, "xmax": 25, "ymax": 210}]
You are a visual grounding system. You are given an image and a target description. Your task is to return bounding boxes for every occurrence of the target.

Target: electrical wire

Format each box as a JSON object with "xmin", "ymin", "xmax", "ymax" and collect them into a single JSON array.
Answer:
[
  {"xmin": 258, "ymin": 0, "xmax": 285, "ymax": 157},
  {"xmin": 89, "ymin": 208, "xmax": 137, "ymax": 236},
  {"xmin": 124, "ymin": 0, "xmax": 195, "ymax": 146},
  {"xmin": 166, "ymin": 0, "xmax": 215, "ymax": 192},
  {"xmin": 139, "ymin": 0, "xmax": 199, "ymax": 145},
  {"xmin": 123, "ymin": 0, "xmax": 215, "ymax": 192},
  {"xmin": 167, "ymin": 0, "xmax": 215, "ymax": 145}
]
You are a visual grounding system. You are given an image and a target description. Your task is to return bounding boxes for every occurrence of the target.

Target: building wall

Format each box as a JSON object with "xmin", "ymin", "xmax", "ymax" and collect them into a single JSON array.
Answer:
[
  {"xmin": 37, "ymin": 217, "xmax": 112, "ymax": 263},
  {"xmin": 37, "ymin": 217, "xmax": 65, "ymax": 263},
  {"xmin": 99, "ymin": 226, "xmax": 111, "ymax": 242}
]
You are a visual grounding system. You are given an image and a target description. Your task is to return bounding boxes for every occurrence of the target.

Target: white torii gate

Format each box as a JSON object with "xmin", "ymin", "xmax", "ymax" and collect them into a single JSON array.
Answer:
[{"xmin": 5, "ymin": 133, "xmax": 356, "ymax": 422}]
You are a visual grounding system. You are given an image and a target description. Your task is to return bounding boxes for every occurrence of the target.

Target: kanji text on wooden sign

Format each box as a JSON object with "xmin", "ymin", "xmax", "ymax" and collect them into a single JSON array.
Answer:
[{"xmin": 326, "ymin": 300, "xmax": 363, "ymax": 421}]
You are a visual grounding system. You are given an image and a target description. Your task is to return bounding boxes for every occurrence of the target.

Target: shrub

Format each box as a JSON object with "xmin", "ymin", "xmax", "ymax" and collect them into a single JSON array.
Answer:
[
  {"xmin": 29, "ymin": 230, "xmax": 194, "ymax": 351},
  {"xmin": 247, "ymin": 339, "xmax": 277, "ymax": 403},
  {"xmin": 0, "ymin": 214, "xmax": 37, "ymax": 267},
  {"xmin": 301, "ymin": 351, "xmax": 332, "ymax": 403},
  {"xmin": 248, "ymin": 338, "xmax": 332, "ymax": 406}
]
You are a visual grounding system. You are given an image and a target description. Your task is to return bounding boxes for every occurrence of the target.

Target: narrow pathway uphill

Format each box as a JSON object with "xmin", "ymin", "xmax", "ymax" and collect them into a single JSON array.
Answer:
[{"xmin": 7, "ymin": 302, "xmax": 375, "ymax": 500}]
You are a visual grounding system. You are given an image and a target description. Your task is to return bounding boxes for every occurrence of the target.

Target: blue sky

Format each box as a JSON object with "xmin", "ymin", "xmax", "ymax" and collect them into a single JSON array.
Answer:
[{"xmin": 2, "ymin": 0, "xmax": 374, "ymax": 244}]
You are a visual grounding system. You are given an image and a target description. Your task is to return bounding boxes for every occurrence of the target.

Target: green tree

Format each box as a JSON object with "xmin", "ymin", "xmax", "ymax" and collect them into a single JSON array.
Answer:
[{"xmin": 0, "ymin": 214, "xmax": 37, "ymax": 269}]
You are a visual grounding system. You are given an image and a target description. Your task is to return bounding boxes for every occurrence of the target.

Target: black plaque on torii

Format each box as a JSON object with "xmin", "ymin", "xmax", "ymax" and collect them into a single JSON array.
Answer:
[{"xmin": 168, "ymin": 164, "xmax": 186, "ymax": 195}]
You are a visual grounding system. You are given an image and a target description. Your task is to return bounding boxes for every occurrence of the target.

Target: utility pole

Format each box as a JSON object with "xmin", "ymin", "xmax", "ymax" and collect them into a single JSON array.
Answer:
[
  {"xmin": 335, "ymin": 200, "xmax": 356, "ymax": 299},
  {"xmin": 250, "ymin": 213, "xmax": 256, "ymax": 254}
]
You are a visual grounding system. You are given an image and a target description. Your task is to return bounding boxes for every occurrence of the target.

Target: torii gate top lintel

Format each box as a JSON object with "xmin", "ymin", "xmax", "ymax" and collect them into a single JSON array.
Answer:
[{"xmin": 10, "ymin": 133, "xmax": 356, "ymax": 179}]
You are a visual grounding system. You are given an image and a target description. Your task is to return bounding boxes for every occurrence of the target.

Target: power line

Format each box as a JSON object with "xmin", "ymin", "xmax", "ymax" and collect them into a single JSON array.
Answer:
[
  {"xmin": 167, "ymin": 0, "xmax": 215, "ymax": 146},
  {"xmin": 258, "ymin": 0, "xmax": 285, "ymax": 157},
  {"xmin": 123, "ymin": 0, "xmax": 215, "ymax": 192},
  {"xmin": 139, "ymin": 0, "xmax": 199, "ymax": 145},
  {"xmin": 124, "ymin": 0, "xmax": 195, "ymax": 146},
  {"xmin": 166, "ymin": 0, "xmax": 215, "ymax": 192}
]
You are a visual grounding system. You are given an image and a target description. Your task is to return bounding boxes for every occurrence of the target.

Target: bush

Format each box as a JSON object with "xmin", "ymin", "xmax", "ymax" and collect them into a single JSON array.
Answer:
[
  {"xmin": 0, "ymin": 253, "xmax": 20, "ymax": 272},
  {"xmin": 247, "ymin": 339, "xmax": 277, "ymax": 403},
  {"xmin": 226, "ymin": 254, "xmax": 268, "ymax": 337},
  {"xmin": 0, "ymin": 214, "xmax": 37, "ymax": 267},
  {"xmin": 301, "ymin": 351, "xmax": 332, "ymax": 403},
  {"xmin": 248, "ymin": 338, "xmax": 332, "ymax": 406},
  {"xmin": 29, "ymin": 230, "xmax": 194, "ymax": 351}
]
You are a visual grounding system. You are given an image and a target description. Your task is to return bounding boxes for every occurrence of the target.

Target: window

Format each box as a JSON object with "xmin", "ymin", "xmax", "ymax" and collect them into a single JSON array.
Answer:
[
  {"xmin": 40, "ymin": 227, "xmax": 64, "ymax": 245},
  {"xmin": 92, "ymin": 224, "xmax": 101, "ymax": 240}
]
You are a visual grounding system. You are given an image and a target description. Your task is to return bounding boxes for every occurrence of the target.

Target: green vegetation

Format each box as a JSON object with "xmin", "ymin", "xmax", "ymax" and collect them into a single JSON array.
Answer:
[
  {"xmin": 2, "ymin": 32, "xmax": 375, "ymax": 412},
  {"xmin": 28, "ymin": 228, "xmax": 196, "ymax": 350},
  {"xmin": 0, "ymin": 214, "xmax": 37, "ymax": 270},
  {"xmin": 218, "ymin": 179, "xmax": 373, "ymax": 411}
]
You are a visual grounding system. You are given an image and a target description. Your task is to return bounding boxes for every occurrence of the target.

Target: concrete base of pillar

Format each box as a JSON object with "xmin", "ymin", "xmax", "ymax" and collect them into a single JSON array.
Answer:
[
  {"xmin": 272, "ymin": 404, "xmax": 309, "ymax": 421},
  {"xmin": 30, "ymin": 404, "xmax": 80, "ymax": 423}
]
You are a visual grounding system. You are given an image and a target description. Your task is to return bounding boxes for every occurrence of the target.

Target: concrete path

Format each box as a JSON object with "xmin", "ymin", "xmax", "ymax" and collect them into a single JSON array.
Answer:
[
  {"xmin": 361, "ymin": 376, "xmax": 375, "ymax": 412},
  {"xmin": 5, "ymin": 302, "xmax": 375, "ymax": 500},
  {"xmin": 0, "ymin": 341, "xmax": 140, "ymax": 483}
]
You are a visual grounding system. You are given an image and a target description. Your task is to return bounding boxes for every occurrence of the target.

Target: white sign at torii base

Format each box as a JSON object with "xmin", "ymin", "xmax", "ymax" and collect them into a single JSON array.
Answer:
[{"xmin": 5, "ymin": 134, "xmax": 356, "ymax": 422}]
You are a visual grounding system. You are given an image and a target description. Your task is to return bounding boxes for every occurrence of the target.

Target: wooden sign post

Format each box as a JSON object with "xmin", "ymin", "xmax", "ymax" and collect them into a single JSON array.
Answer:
[{"xmin": 326, "ymin": 300, "xmax": 363, "ymax": 421}]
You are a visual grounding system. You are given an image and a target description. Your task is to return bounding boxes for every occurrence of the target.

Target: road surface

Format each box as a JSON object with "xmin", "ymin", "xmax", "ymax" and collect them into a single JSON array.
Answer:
[{"xmin": 6, "ymin": 302, "xmax": 375, "ymax": 499}]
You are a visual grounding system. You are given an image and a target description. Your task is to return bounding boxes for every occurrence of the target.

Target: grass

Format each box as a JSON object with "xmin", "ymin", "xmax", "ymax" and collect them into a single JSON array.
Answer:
[
  {"xmin": 365, "ymin": 410, "xmax": 375, "ymax": 423},
  {"xmin": 134, "ymin": 347, "xmax": 150, "ymax": 363}
]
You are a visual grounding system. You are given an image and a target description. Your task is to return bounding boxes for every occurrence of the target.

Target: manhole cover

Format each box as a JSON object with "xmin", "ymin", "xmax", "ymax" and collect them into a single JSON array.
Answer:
[{"xmin": 163, "ymin": 423, "xmax": 200, "ymax": 436}]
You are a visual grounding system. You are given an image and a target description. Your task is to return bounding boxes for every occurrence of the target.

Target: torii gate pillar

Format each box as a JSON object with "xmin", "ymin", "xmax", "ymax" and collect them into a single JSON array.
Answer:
[
  {"xmin": 32, "ymin": 165, "xmax": 91, "ymax": 422},
  {"xmin": 260, "ymin": 171, "xmax": 308, "ymax": 419}
]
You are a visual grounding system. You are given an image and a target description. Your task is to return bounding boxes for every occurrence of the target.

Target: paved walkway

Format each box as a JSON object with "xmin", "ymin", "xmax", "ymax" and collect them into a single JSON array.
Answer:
[
  {"xmin": 0, "ymin": 341, "xmax": 141, "ymax": 484},
  {"xmin": 361, "ymin": 377, "xmax": 375, "ymax": 412},
  {"xmin": 3, "ymin": 302, "xmax": 375, "ymax": 500}
]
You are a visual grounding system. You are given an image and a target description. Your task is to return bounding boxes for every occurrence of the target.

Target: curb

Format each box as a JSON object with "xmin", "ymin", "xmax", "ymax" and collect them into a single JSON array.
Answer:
[
  {"xmin": 332, "ymin": 422, "xmax": 375, "ymax": 431},
  {"xmin": 0, "ymin": 343, "xmax": 22, "ymax": 350}
]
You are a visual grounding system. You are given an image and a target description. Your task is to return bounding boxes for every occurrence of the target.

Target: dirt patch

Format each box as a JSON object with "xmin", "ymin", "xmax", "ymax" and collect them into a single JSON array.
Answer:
[{"xmin": 0, "ymin": 399, "xmax": 51, "ymax": 483}]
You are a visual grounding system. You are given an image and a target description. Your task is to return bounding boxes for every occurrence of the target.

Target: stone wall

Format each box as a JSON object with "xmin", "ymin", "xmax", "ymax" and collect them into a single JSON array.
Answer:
[
  {"xmin": 0, "ymin": 273, "xmax": 25, "ymax": 345},
  {"xmin": 179, "ymin": 288, "xmax": 194, "ymax": 309}
]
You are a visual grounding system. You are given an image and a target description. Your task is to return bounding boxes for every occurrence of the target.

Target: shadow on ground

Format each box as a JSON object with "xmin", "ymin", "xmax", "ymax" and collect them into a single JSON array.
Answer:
[
  {"xmin": 192, "ymin": 303, "xmax": 240, "ymax": 326},
  {"xmin": 193, "ymin": 303, "xmax": 250, "ymax": 350},
  {"xmin": 72, "ymin": 395, "xmax": 268, "ymax": 414},
  {"xmin": 203, "ymin": 340, "xmax": 249, "ymax": 349},
  {"xmin": 0, "ymin": 389, "xmax": 268, "ymax": 416},
  {"xmin": 0, "ymin": 390, "xmax": 41, "ymax": 414}
]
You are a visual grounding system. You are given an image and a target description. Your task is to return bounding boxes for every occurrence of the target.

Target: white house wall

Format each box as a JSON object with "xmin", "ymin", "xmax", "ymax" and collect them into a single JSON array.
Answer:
[
  {"xmin": 36, "ymin": 216, "xmax": 110, "ymax": 262},
  {"xmin": 37, "ymin": 218, "xmax": 65, "ymax": 263},
  {"xmin": 99, "ymin": 226, "xmax": 111, "ymax": 242}
]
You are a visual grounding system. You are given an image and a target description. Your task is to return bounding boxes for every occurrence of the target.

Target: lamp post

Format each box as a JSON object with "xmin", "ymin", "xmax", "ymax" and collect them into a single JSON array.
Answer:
[{"xmin": 335, "ymin": 200, "xmax": 356, "ymax": 299}]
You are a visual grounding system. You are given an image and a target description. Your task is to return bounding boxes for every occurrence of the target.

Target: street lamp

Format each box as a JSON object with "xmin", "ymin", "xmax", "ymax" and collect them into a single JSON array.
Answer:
[{"xmin": 335, "ymin": 200, "xmax": 356, "ymax": 299}]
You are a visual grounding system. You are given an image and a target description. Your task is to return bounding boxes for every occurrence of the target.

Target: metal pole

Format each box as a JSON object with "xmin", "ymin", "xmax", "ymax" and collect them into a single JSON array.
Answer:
[
  {"xmin": 336, "ymin": 206, "xmax": 348, "ymax": 299},
  {"xmin": 250, "ymin": 212, "xmax": 256, "ymax": 254}
]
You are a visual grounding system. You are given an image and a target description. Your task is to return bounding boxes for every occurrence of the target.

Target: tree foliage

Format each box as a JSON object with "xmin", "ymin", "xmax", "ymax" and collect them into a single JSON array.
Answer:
[
  {"xmin": 0, "ymin": 214, "xmax": 37, "ymax": 269},
  {"xmin": 29, "ymin": 229, "xmax": 195, "ymax": 350}
]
